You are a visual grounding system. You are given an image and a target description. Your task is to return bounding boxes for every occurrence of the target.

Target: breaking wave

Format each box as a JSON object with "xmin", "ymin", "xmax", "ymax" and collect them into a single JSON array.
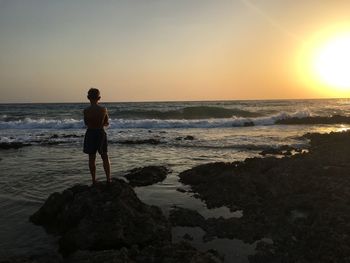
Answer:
[
  {"xmin": 110, "ymin": 106, "xmax": 261, "ymax": 119},
  {"xmin": 0, "ymin": 110, "xmax": 315, "ymax": 130},
  {"xmin": 0, "ymin": 118, "xmax": 83, "ymax": 129}
]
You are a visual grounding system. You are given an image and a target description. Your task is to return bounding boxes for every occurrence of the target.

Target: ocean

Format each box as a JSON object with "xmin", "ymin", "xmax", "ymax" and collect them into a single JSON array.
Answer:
[{"xmin": 1, "ymin": 99, "xmax": 350, "ymax": 261}]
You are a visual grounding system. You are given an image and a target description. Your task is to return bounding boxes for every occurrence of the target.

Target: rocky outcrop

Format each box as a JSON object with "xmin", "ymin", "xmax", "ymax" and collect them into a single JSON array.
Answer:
[
  {"xmin": 0, "ymin": 142, "xmax": 31, "ymax": 150},
  {"xmin": 1, "ymin": 244, "xmax": 221, "ymax": 263},
  {"xmin": 30, "ymin": 179, "xmax": 222, "ymax": 262},
  {"xmin": 116, "ymin": 139, "xmax": 163, "ymax": 145},
  {"xmin": 169, "ymin": 207, "xmax": 206, "ymax": 228},
  {"xmin": 243, "ymin": 121, "xmax": 254, "ymax": 127},
  {"xmin": 124, "ymin": 166, "xmax": 171, "ymax": 187},
  {"xmin": 49, "ymin": 134, "xmax": 83, "ymax": 139},
  {"xmin": 65, "ymin": 249, "xmax": 132, "ymax": 263},
  {"xmin": 0, "ymin": 254, "xmax": 62, "ymax": 263},
  {"xmin": 64, "ymin": 242, "xmax": 221, "ymax": 263},
  {"xmin": 275, "ymin": 114, "xmax": 350, "ymax": 125},
  {"xmin": 175, "ymin": 135, "xmax": 195, "ymax": 141},
  {"xmin": 30, "ymin": 180, "xmax": 170, "ymax": 255},
  {"xmin": 259, "ymin": 145, "xmax": 304, "ymax": 156},
  {"xmin": 132, "ymin": 242, "xmax": 222, "ymax": 263},
  {"xmin": 169, "ymin": 207, "xmax": 264, "ymax": 243},
  {"xmin": 179, "ymin": 131, "xmax": 350, "ymax": 262}
]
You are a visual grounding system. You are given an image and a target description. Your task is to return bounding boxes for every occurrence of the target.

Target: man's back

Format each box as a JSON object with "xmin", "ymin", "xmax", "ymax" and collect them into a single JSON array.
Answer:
[{"xmin": 84, "ymin": 105, "xmax": 109, "ymax": 129}]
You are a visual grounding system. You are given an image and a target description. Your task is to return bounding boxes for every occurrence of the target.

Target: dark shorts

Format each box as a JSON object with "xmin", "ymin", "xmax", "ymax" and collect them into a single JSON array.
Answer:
[{"xmin": 83, "ymin": 129, "xmax": 108, "ymax": 155}]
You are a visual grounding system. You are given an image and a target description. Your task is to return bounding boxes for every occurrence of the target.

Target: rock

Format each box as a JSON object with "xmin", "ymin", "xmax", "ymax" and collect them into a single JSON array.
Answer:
[
  {"xmin": 43, "ymin": 141, "xmax": 62, "ymax": 145},
  {"xmin": 259, "ymin": 147, "xmax": 281, "ymax": 156},
  {"xmin": 65, "ymin": 242, "xmax": 222, "ymax": 263},
  {"xmin": 117, "ymin": 139, "xmax": 162, "ymax": 145},
  {"xmin": 183, "ymin": 233, "xmax": 194, "ymax": 241},
  {"xmin": 0, "ymin": 142, "xmax": 31, "ymax": 150},
  {"xmin": 169, "ymin": 207, "xmax": 206, "ymax": 228},
  {"xmin": 178, "ymin": 131, "xmax": 350, "ymax": 261},
  {"xmin": 62, "ymin": 134, "xmax": 84, "ymax": 138},
  {"xmin": 0, "ymin": 258, "xmax": 38, "ymax": 263},
  {"xmin": 125, "ymin": 165, "xmax": 170, "ymax": 187},
  {"xmin": 0, "ymin": 254, "xmax": 62, "ymax": 263},
  {"xmin": 259, "ymin": 145, "xmax": 300, "ymax": 156},
  {"xmin": 47, "ymin": 133, "xmax": 83, "ymax": 140},
  {"xmin": 275, "ymin": 114, "xmax": 350, "ymax": 125},
  {"xmin": 134, "ymin": 242, "xmax": 222, "ymax": 263},
  {"xmin": 176, "ymin": 187, "xmax": 187, "ymax": 193},
  {"xmin": 175, "ymin": 136, "xmax": 195, "ymax": 141},
  {"xmin": 30, "ymin": 179, "xmax": 223, "ymax": 262},
  {"xmin": 169, "ymin": 207, "xmax": 264, "ymax": 244},
  {"xmin": 30, "ymin": 180, "xmax": 171, "ymax": 256},
  {"xmin": 65, "ymin": 249, "xmax": 132, "ymax": 263},
  {"xmin": 248, "ymin": 241, "xmax": 278, "ymax": 263},
  {"xmin": 243, "ymin": 121, "xmax": 254, "ymax": 127}
]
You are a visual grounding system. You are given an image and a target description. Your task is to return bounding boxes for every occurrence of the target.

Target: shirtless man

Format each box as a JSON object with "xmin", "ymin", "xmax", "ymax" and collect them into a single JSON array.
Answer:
[{"xmin": 83, "ymin": 88, "xmax": 111, "ymax": 184}]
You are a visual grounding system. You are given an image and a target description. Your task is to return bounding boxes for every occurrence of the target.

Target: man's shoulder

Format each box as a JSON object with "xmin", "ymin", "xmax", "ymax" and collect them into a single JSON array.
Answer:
[
  {"xmin": 98, "ymin": 105, "xmax": 107, "ymax": 112},
  {"xmin": 84, "ymin": 104, "xmax": 107, "ymax": 114},
  {"xmin": 83, "ymin": 105, "xmax": 93, "ymax": 113}
]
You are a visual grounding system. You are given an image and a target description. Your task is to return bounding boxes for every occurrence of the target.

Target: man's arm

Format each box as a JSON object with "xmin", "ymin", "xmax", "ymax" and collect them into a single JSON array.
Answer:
[
  {"xmin": 83, "ymin": 109, "xmax": 88, "ymax": 127},
  {"xmin": 103, "ymin": 108, "xmax": 109, "ymax": 127}
]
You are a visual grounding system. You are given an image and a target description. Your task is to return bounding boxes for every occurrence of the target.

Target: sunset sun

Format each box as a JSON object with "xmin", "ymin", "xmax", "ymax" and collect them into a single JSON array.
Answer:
[
  {"xmin": 296, "ymin": 28, "xmax": 350, "ymax": 96},
  {"xmin": 311, "ymin": 33, "xmax": 350, "ymax": 90}
]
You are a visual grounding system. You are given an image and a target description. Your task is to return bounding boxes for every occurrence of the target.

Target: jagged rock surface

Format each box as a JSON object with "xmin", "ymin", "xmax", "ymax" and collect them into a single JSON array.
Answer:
[
  {"xmin": 30, "ymin": 179, "xmax": 222, "ymax": 262},
  {"xmin": 30, "ymin": 180, "xmax": 170, "ymax": 255},
  {"xmin": 179, "ymin": 131, "xmax": 350, "ymax": 262},
  {"xmin": 125, "ymin": 166, "xmax": 170, "ymax": 187}
]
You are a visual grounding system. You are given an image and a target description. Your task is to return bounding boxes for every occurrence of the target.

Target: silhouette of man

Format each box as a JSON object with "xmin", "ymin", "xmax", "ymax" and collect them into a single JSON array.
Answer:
[{"xmin": 83, "ymin": 88, "xmax": 111, "ymax": 184}]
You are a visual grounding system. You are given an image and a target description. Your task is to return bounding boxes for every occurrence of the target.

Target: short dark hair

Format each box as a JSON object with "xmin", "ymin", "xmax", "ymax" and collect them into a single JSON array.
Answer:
[{"xmin": 87, "ymin": 88, "xmax": 100, "ymax": 100}]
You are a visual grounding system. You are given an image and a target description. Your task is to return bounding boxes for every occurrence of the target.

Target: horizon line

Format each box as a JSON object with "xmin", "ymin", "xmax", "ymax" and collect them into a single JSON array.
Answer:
[{"xmin": 0, "ymin": 97, "xmax": 349, "ymax": 105}]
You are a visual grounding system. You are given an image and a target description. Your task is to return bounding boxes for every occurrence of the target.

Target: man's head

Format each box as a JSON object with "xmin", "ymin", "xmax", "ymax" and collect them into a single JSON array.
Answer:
[{"xmin": 87, "ymin": 88, "xmax": 101, "ymax": 102}]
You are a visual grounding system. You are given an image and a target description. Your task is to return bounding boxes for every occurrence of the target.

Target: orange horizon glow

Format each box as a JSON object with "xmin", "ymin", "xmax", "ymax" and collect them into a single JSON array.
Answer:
[{"xmin": 1, "ymin": 1, "xmax": 350, "ymax": 103}]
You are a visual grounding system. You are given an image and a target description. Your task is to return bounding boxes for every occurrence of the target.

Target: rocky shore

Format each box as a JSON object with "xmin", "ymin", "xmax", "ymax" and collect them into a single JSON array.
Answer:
[
  {"xmin": 178, "ymin": 130, "xmax": 350, "ymax": 262},
  {"xmin": 124, "ymin": 165, "xmax": 171, "ymax": 187},
  {"xmin": 27, "ymin": 179, "xmax": 221, "ymax": 263},
  {"xmin": 275, "ymin": 114, "xmax": 350, "ymax": 125},
  {"xmin": 5, "ymin": 130, "xmax": 350, "ymax": 262}
]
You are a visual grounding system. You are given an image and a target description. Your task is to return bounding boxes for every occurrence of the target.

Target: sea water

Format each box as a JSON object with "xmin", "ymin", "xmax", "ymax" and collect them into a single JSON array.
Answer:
[{"xmin": 1, "ymin": 99, "xmax": 350, "ymax": 261}]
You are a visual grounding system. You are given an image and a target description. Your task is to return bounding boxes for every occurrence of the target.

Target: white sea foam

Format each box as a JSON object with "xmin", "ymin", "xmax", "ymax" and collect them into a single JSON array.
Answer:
[
  {"xmin": 0, "ymin": 136, "xmax": 14, "ymax": 143},
  {"xmin": 109, "ymin": 110, "xmax": 312, "ymax": 129},
  {"xmin": 0, "ymin": 118, "xmax": 84, "ymax": 129},
  {"xmin": 0, "ymin": 110, "xmax": 312, "ymax": 130},
  {"xmin": 0, "ymin": 135, "xmax": 39, "ymax": 144},
  {"xmin": 252, "ymin": 109, "xmax": 311, "ymax": 126}
]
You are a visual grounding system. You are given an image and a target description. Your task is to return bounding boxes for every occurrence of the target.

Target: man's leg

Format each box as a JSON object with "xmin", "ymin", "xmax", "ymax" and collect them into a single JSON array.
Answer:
[
  {"xmin": 101, "ymin": 153, "xmax": 111, "ymax": 183},
  {"xmin": 89, "ymin": 154, "xmax": 97, "ymax": 184}
]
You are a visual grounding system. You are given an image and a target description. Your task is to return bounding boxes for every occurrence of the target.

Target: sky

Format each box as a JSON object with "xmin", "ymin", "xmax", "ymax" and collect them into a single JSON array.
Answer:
[{"xmin": 0, "ymin": 0, "xmax": 350, "ymax": 103}]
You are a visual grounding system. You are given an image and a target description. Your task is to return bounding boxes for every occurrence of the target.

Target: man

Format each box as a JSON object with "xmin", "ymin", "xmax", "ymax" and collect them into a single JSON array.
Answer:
[{"xmin": 83, "ymin": 88, "xmax": 111, "ymax": 184}]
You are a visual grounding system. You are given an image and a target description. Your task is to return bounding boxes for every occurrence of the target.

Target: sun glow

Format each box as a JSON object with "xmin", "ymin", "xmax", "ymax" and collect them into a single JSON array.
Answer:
[
  {"xmin": 311, "ymin": 33, "xmax": 350, "ymax": 90},
  {"xmin": 296, "ymin": 26, "xmax": 350, "ymax": 97}
]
